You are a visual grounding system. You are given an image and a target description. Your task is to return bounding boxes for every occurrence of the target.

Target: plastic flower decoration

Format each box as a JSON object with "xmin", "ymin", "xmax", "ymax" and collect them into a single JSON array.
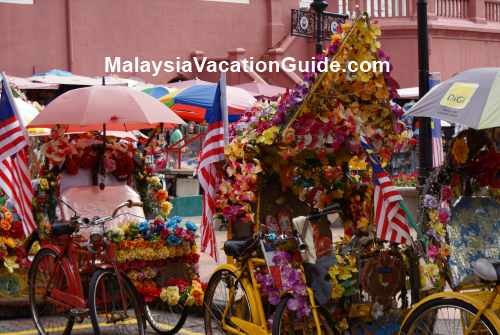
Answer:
[
  {"xmin": 451, "ymin": 137, "xmax": 469, "ymax": 164},
  {"xmin": 160, "ymin": 201, "xmax": 173, "ymax": 216},
  {"xmin": 160, "ymin": 286, "xmax": 180, "ymax": 306}
]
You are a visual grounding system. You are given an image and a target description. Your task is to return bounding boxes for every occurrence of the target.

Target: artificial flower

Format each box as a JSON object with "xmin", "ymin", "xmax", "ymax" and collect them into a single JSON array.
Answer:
[
  {"xmin": 331, "ymin": 283, "xmax": 345, "ymax": 299},
  {"xmin": 160, "ymin": 286, "xmax": 180, "ymax": 305},
  {"xmin": 160, "ymin": 201, "xmax": 173, "ymax": 216},
  {"xmin": 451, "ymin": 137, "xmax": 469, "ymax": 164}
]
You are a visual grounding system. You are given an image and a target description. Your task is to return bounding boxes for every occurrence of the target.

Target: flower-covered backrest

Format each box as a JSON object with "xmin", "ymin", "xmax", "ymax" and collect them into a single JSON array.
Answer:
[{"xmin": 446, "ymin": 196, "xmax": 500, "ymax": 288}]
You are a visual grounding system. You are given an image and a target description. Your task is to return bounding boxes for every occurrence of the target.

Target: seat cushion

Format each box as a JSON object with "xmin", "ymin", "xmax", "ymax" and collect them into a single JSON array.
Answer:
[{"xmin": 223, "ymin": 239, "xmax": 255, "ymax": 258}]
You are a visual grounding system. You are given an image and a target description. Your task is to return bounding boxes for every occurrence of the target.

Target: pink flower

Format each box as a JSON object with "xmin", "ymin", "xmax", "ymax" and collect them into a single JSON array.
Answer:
[
  {"xmin": 428, "ymin": 244, "xmax": 439, "ymax": 259},
  {"xmin": 438, "ymin": 208, "xmax": 450, "ymax": 224},
  {"xmin": 441, "ymin": 186, "xmax": 452, "ymax": 202}
]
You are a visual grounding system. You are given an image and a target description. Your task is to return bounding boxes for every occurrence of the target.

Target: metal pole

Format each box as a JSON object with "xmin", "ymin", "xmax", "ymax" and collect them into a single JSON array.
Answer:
[
  {"xmin": 311, "ymin": 0, "xmax": 328, "ymax": 55},
  {"xmin": 416, "ymin": 0, "xmax": 433, "ymax": 191},
  {"xmin": 220, "ymin": 72, "xmax": 229, "ymax": 146}
]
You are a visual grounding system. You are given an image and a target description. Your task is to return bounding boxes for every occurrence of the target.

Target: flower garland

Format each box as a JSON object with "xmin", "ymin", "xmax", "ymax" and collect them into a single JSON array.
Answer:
[
  {"xmin": 108, "ymin": 216, "xmax": 198, "ymax": 262},
  {"xmin": 0, "ymin": 206, "xmax": 29, "ymax": 273},
  {"xmin": 160, "ymin": 279, "xmax": 204, "ymax": 307}
]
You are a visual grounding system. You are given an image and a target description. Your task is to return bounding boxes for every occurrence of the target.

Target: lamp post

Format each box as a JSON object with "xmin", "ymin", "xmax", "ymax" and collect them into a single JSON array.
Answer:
[
  {"xmin": 416, "ymin": 0, "xmax": 433, "ymax": 192},
  {"xmin": 310, "ymin": 0, "xmax": 329, "ymax": 54}
]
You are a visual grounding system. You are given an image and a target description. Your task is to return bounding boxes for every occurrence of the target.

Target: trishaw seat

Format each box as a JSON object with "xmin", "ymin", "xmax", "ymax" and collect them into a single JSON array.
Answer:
[
  {"xmin": 473, "ymin": 258, "xmax": 500, "ymax": 283},
  {"xmin": 223, "ymin": 239, "xmax": 256, "ymax": 258},
  {"xmin": 50, "ymin": 223, "xmax": 77, "ymax": 237}
]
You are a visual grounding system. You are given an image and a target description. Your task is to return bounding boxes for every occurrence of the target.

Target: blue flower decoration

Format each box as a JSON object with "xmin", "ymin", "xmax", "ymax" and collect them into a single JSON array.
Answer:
[
  {"xmin": 171, "ymin": 216, "xmax": 183, "ymax": 224},
  {"xmin": 138, "ymin": 221, "xmax": 150, "ymax": 235},
  {"xmin": 185, "ymin": 221, "xmax": 197, "ymax": 232},
  {"xmin": 167, "ymin": 235, "xmax": 182, "ymax": 246},
  {"xmin": 267, "ymin": 232, "xmax": 277, "ymax": 241}
]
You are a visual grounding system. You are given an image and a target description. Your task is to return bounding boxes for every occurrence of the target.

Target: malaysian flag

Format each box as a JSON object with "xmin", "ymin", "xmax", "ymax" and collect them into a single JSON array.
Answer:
[
  {"xmin": 361, "ymin": 137, "xmax": 411, "ymax": 245},
  {"xmin": 0, "ymin": 75, "xmax": 36, "ymax": 236},
  {"xmin": 197, "ymin": 76, "xmax": 227, "ymax": 261},
  {"xmin": 431, "ymin": 118, "xmax": 444, "ymax": 167}
]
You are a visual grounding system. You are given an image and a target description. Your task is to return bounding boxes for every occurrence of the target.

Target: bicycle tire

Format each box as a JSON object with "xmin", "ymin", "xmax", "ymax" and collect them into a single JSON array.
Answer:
[
  {"xmin": 400, "ymin": 297, "xmax": 498, "ymax": 335},
  {"xmin": 29, "ymin": 248, "xmax": 74, "ymax": 335},
  {"xmin": 88, "ymin": 269, "xmax": 146, "ymax": 335},
  {"xmin": 204, "ymin": 269, "xmax": 253, "ymax": 335},
  {"xmin": 272, "ymin": 295, "xmax": 338, "ymax": 335},
  {"xmin": 144, "ymin": 300, "xmax": 188, "ymax": 334}
]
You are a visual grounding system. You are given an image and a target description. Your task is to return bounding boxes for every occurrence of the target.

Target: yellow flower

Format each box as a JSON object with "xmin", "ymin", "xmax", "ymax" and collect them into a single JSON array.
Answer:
[
  {"xmin": 451, "ymin": 137, "xmax": 469, "ymax": 164},
  {"xmin": 147, "ymin": 176, "xmax": 161, "ymax": 186},
  {"xmin": 39, "ymin": 178, "xmax": 49, "ymax": 191},
  {"xmin": 338, "ymin": 318, "xmax": 349, "ymax": 331},
  {"xmin": 329, "ymin": 266, "xmax": 340, "ymax": 278},
  {"xmin": 3, "ymin": 256, "xmax": 19, "ymax": 273},
  {"xmin": 160, "ymin": 201, "xmax": 173, "ymax": 216},
  {"xmin": 331, "ymin": 283, "xmax": 345, "ymax": 299},
  {"xmin": 337, "ymin": 266, "xmax": 353, "ymax": 281},
  {"xmin": 357, "ymin": 217, "xmax": 369, "ymax": 231},
  {"xmin": 226, "ymin": 142, "xmax": 243, "ymax": 159},
  {"xmin": 4, "ymin": 238, "xmax": 16, "ymax": 249},
  {"xmin": 160, "ymin": 286, "xmax": 180, "ymax": 306},
  {"xmin": 256, "ymin": 126, "xmax": 279, "ymax": 145}
]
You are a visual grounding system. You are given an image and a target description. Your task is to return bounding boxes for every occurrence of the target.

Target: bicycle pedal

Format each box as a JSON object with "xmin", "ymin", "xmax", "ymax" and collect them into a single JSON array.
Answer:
[{"xmin": 69, "ymin": 308, "xmax": 89, "ymax": 317}]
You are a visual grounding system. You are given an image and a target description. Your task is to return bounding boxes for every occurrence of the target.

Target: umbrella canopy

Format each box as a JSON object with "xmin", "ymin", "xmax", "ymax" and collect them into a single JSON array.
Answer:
[
  {"xmin": 406, "ymin": 68, "xmax": 500, "ymax": 129},
  {"xmin": 235, "ymin": 82, "xmax": 286, "ymax": 98},
  {"xmin": 173, "ymin": 84, "xmax": 256, "ymax": 122},
  {"xmin": 143, "ymin": 86, "xmax": 179, "ymax": 107},
  {"xmin": 143, "ymin": 86, "xmax": 170, "ymax": 99},
  {"xmin": 29, "ymin": 86, "xmax": 185, "ymax": 132}
]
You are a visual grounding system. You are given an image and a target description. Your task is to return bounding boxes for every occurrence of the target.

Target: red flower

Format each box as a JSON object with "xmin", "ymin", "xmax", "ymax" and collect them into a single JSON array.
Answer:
[{"xmin": 9, "ymin": 221, "xmax": 24, "ymax": 239}]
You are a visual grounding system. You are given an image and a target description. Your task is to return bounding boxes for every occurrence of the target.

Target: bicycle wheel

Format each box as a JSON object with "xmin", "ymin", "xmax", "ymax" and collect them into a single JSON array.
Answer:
[
  {"xmin": 272, "ymin": 295, "xmax": 337, "ymax": 335},
  {"xmin": 89, "ymin": 269, "xmax": 146, "ymax": 335},
  {"xmin": 144, "ymin": 299, "xmax": 188, "ymax": 334},
  {"xmin": 400, "ymin": 298, "xmax": 498, "ymax": 335},
  {"xmin": 204, "ymin": 269, "xmax": 253, "ymax": 335},
  {"xmin": 29, "ymin": 248, "xmax": 74, "ymax": 335}
]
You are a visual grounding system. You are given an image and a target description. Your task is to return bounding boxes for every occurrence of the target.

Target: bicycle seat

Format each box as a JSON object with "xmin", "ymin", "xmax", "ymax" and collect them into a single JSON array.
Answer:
[
  {"xmin": 224, "ymin": 239, "xmax": 255, "ymax": 258},
  {"xmin": 51, "ymin": 224, "xmax": 77, "ymax": 236},
  {"xmin": 472, "ymin": 258, "xmax": 500, "ymax": 282}
]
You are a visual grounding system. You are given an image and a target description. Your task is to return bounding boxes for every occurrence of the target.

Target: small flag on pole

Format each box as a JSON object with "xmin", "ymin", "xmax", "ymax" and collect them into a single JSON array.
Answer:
[
  {"xmin": 431, "ymin": 118, "xmax": 444, "ymax": 167},
  {"xmin": 197, "ymin": 74, "xmax": 228, "ymax": 262},
  {"xmin": 0, "ymin": 73, "xmax": 36, "ymax": 236},
  {"xmin": 361, "ymin": 137, "xmax": 411, "ymax": 245}
]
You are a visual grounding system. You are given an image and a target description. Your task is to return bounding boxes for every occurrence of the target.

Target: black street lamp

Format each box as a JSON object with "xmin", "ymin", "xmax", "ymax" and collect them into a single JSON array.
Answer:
[
  {"xmin": 310, "ymin": 0, "xmax": 329, "ymax": 54},
  {"xmin": 416, "ymin": 0, "xmax": 433, "ymax": 191}
]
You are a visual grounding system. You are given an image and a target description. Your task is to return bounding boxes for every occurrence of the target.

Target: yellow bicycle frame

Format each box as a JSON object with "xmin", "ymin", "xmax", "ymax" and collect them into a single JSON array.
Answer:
[
  {"xmin": 211, "ymin": 258, "xmax": 325, "ymax": 335},
  {"xmin": 401, "ymin": 285, "xmax": 500, "ymax": 334}
]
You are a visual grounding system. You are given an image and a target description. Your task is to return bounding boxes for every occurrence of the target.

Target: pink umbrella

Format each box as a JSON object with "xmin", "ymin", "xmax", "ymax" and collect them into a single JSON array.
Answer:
[
  {"xmin": 29, "ymin": 86, "xmax": 185, "ymax": 132},
  {"xmin": 235, "ymin": 82, "xmax": 286, "ymax": 98}
]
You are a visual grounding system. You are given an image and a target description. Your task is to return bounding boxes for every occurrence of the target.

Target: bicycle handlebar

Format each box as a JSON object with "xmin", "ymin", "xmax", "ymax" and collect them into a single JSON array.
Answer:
[{"xmin": 111, "ymin": 200, "xmax": 144, "ymax": 218}]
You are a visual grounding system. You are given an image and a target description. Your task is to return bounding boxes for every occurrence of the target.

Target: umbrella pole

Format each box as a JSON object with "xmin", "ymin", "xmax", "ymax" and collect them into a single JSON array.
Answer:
[
  {"xmin": 100, "ymin": 123, "xmax": 106, "ymax": 190},
  {"xmin": 416, "ymin": 0, "xmax": 433, "ymax": 198}
]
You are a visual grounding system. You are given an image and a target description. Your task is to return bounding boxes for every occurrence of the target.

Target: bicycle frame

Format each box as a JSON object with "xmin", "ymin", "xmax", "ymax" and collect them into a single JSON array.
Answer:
[
  {"xmin": 401, "ymin": 284, "xmax": 500, "ymax": 333},
  {"xmin": 39, "ymin": 236, "xmax": 89, "ymax": 310},
  {"xmin": 213, "ymin": 258, "xmax": 324, "ymax": 335}
]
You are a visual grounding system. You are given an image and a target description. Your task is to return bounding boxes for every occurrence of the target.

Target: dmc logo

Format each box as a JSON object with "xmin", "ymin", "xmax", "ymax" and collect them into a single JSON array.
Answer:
[{"xmin": 446, "ymin": 94, "xmax": 466, "ymax": 104}]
